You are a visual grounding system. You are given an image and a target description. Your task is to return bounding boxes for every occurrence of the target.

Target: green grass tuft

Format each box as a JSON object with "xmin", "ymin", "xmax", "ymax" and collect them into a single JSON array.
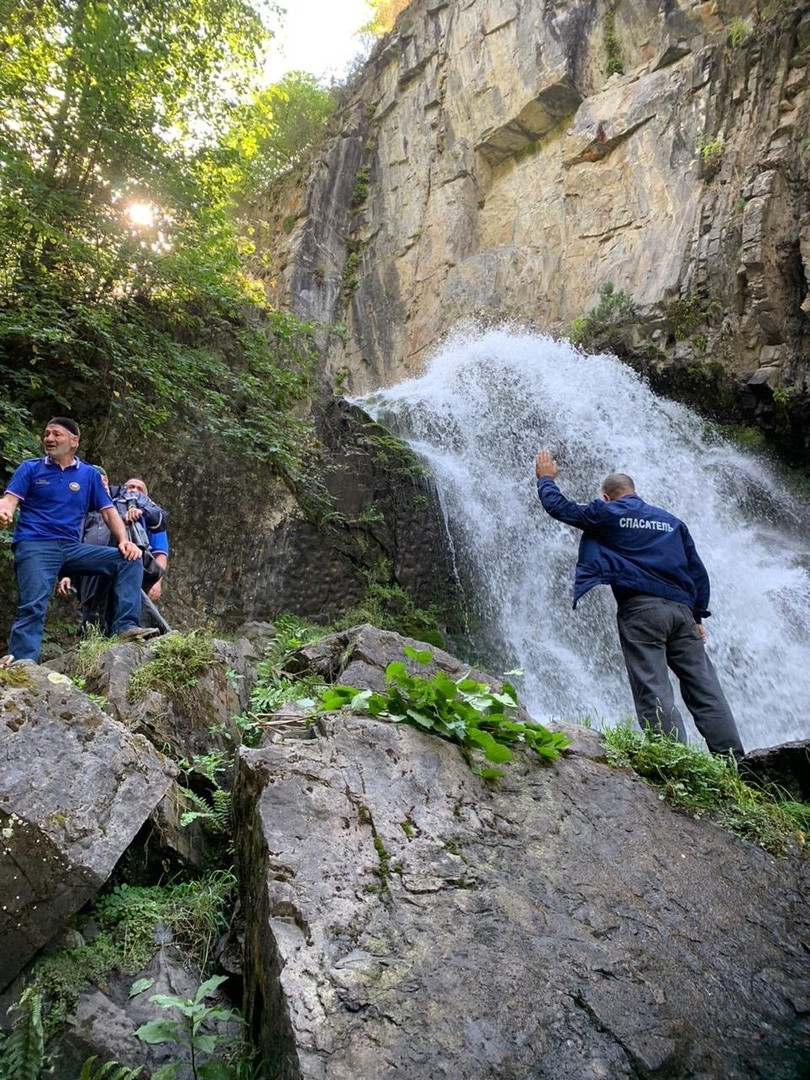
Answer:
[
  {"xmin": 602, "ymin": 723, "xmax": 808, "ymax": 856},
  {"xmin": 128, "ymin": 630, "xmax": 215, "ymax": 708}
]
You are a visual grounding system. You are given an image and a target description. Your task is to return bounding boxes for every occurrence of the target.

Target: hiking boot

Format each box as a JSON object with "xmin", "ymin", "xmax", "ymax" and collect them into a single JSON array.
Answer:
[
  {"xmin": 0, "ymin": 654, "xmax": 16, "ymax": 668},
  {"xmin": 118, "ymin": 626, "xmax": 160, "ymax": 643}
]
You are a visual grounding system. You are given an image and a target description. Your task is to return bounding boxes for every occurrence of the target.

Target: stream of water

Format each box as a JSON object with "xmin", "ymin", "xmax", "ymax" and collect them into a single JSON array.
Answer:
[{"xmin": 359, "ymin": 327, "xmax": 810, "ymax": 752}]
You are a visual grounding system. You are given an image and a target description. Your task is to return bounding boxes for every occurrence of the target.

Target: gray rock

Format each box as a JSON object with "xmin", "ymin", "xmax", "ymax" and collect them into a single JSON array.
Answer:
[
  {"xmin": 0, "ymin": 664, "xmax": 176, "ymax": 990},
  {"xmin": 741, "ymin": 739, "xmax": 810, "ymax": 802},
  {"xmin": 234, "ymin": 634, "xmax": 809, "ymax": 1079},
  {"xmin": 55, "ymin": 949, "xmax": 242, "ymax": 1080}
]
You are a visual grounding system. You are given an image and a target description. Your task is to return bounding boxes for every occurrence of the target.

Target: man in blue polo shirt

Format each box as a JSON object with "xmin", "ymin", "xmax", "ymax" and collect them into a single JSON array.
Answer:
[
  {"xmin": 534, "ymin": 449, "xmax": 744, "ymax": 759},
  {"xmin": 0, "ymin": 417, "xmax": 156, "ymax": 663}
]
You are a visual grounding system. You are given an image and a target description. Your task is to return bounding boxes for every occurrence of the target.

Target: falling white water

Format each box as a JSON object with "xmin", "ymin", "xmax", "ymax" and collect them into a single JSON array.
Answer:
[{"xmin": 358, "ymin": 327, "xmax": 810, "ymax": 752}]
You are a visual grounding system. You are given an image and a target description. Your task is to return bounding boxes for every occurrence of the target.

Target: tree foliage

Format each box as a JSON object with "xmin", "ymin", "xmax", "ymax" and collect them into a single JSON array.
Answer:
[
  {"xmin": 227, "ymin": 71, "xmax": 336, "ymax": 192},
  {"xmin": 361, "ymin": 0, "xmax": 412, "ymax": 36},
  {"xmin": 0, "ymin": 0, "xmax": 323, "ymax": 483}
]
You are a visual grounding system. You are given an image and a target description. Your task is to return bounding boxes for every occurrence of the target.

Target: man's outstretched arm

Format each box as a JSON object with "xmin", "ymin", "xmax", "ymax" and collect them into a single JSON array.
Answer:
[{"xmin": 534, "ymin": 450, "xmax": 607, "ymax": 530}]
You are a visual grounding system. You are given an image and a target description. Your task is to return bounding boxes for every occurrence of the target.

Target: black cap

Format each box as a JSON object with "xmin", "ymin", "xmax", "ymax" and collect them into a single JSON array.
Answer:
[{"xmin": 47, "ymin": 416, "xmax": 80, "ymax": 437}]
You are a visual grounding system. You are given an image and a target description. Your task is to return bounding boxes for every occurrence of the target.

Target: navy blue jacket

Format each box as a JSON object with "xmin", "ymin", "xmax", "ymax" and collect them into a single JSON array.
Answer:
[{"xmin": 536, "ymin": 478, "xmax": 711, "ymax": 619}]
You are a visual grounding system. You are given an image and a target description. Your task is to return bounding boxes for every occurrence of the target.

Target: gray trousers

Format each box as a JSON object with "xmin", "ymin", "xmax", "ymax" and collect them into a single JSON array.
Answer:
[{"xmin": 616, "ymin": 595, "xmax": 744, "ymax": 758}]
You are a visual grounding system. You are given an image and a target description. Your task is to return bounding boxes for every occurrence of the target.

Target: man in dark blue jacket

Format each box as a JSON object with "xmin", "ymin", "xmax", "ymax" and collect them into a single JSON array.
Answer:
[{"xmin": 534, "ymin": 449, "xmax": 743, "ymax": 759}]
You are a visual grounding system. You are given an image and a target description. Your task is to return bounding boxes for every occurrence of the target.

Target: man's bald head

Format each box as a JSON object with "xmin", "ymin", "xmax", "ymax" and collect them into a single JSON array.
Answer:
[{"xmin": 601, "ymin": 473, "xmax": 635, "ymax": 500}]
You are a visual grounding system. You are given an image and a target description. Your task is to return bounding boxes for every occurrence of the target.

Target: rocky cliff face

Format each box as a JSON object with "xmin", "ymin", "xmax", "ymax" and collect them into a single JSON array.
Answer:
[
  {"xmin": 3, "ymin": 630, "xmax": 808, "ymax": 1078},
  {"xmin": 261, "ymin": 0, "xmax": 810, "ymax": 458}
]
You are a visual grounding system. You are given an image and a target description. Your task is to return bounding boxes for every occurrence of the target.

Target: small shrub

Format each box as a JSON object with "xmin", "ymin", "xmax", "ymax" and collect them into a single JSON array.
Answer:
[
  {"xmin": 696, "ymin": 135, "xmax": 725, "ymax": 178},
  {"xmin": 135, "ymin": 974, "xmax": 246, "ymax": 1080},
  {"xmin": 338, "ymin": 579, "xmax": 446, "ymax": 648},
  {"xmin": 351, "ymin": 164, "xmax": 370, "ymax": 208},
  {"xmin": 604, "ymin": 12, "xmax": 624, "ymax": 76},
  {"xmin": 728, "ymin": 18, "xmax": 752, "ymax": 47},
  {"xmin": 341, "ymin": 237, "xmax": 364, "ymax": 294},
  {"xmin": 128, "ymin": 631, "xmax": 215, "ymax": 708},
  {"xmin": 569, "ymin": 282, "xmax": 636, "ymax": 348},
  {"xmin": 317, "ymin": 645, "xmax": 570, "ymax": 778}
]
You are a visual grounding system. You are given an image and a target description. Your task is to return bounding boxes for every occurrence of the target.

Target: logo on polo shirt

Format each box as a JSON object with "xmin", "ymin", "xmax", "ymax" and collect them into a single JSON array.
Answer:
[{"xmin": 69, "ymin": 482, "xmax": 80, "ymax": 491}]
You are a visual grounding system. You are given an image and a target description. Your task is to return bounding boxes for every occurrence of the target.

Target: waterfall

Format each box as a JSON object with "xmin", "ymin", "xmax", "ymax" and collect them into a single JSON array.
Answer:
[{"xmin": 358, "ymin": 327, "xmax": 810, "ymax": 752}]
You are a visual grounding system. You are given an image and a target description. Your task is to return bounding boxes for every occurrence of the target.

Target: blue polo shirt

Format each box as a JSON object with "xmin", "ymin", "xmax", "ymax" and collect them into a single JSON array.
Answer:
[
  {"xmin": 6, "ymin": 457, "xmax": 114, "ymax": 543},
  {"xmin": 150, "ymin": 529, "xmax": 170, "ymax": 556}
]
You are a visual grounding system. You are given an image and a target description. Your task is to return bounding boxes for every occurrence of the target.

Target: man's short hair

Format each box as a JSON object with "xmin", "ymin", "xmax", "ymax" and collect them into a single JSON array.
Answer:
[
  {"xmin": 601, "ymin": 472, "xmax": 635, "ymax": 498},
  {"xmin": 47, "ymin": 416, "xmax": 80, "ymax": 437}
]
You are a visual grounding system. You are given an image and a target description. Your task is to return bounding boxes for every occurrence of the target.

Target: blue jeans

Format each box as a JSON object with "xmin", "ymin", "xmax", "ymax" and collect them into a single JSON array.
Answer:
[{"xmin": 9, "ymin": 540, "xmax": 143, "ymax": 661}]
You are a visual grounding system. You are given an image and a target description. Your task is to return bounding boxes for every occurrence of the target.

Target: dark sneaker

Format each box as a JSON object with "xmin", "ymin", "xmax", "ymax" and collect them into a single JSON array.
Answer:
[{"xmin": 118, "ymin": 627, "xmax": 160, "ymax": 643}]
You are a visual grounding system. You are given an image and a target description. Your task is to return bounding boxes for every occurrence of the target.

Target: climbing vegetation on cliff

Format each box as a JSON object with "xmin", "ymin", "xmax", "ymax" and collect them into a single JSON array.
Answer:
[
  {"xmin": 603, "ymin": 724, "xmax": 809, "ymax": 856},
  {"xmin": 569, "ymin": 282, "xmax": 636, "ymax": 351},
  {"xmin": 318, "ymin": 645, "xmax": 571, "ymax": 776},
  {"xmin": 603, "ymin": 12, "xmax": 625, "ymax": 77}
]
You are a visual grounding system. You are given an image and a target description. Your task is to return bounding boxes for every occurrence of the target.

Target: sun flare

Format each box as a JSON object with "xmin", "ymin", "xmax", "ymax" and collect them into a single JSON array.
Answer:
[{"xmin": 126, "ymin": 201, "xmax": 155, "ymax": 227}]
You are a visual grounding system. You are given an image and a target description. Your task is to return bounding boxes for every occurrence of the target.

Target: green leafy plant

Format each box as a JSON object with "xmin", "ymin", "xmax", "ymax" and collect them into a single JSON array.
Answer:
[
  {"xmin": 178, "ymin": 787, "xmax": 233, "ymax": 836},
  {"xmin": 696, "ymin": 134, "xmax": 725, "ymax": 177},
  {"xmin": 221, "ymin": 617, "xmax": 331, "ymax": 744},
  {"xmin": 21, "ymin": 869, "xmax": 236, "ymax": 1044},
  {"xmin": 76, "ymin": 1060, "xmax": 143, "ymax": 1080},
  {"xmin": 351, "ymin": 164, "xmax": 371, "ymax": 208},
  {"xmin": 569, "ymin": 282, "xmax": 636, "ymax": 349},
  {"xmin": 728, "ymin": 18, "xmax": 752, "ymax": 47},
  {"xmin": 135, "ymin": 975, "xmax": 245, "ymax": 1080},
  {"xmin": 665, "ymin": 295, "xmax": 720, "ymax": 340},
  {"xmin": 602, "ymin": 724, "xmax": 809, "ymax": 855},
  {"xmin": 317, "ymin": 646, "xmax": 570, "ymax": 777},
  {"xmin": 338, "ymin": 577, "xmax": 446, "ymax": 648},
  {"xmin": 604, "ymin": 11, "xmax": 624, "ymax": 76}
]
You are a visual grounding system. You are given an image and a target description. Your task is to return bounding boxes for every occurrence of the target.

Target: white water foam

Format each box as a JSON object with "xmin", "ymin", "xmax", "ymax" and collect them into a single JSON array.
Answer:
[{"xmin": 359, "ymin": 327, "xmax": 810, "ymax": 752}]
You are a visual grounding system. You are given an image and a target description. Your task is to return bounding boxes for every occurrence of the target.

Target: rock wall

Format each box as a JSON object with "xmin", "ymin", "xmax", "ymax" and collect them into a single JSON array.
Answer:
[{"xmin": 260, "ymin": 0, "xmax": 810, "ymax": 452}]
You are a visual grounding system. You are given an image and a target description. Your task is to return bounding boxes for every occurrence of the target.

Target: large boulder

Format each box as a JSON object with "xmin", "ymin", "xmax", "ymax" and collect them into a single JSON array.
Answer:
[
  {"xmin": 0, "ymin": 663, "xmax": 176, "ymax": 990},
  {"xmin": 234, "ymin": 632, "xmax": 809, "ymax": 1080},
  {"xmin": 76, "ymin": 637, "xmax": 257, "ymax": 870},
  {"xmin": 741, "ymin": 739, "xmax": 810, "ymax": 802}
]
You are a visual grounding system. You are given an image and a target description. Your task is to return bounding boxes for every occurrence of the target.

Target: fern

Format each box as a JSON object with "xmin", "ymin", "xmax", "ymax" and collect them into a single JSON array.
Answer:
[
  {"xmin": 178, "ymin": 786, "xmax": 232, "ymax": 835},
  {"xmin": 0, "ymin": 989, "xmax": 46, "ymax": 1080}
]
